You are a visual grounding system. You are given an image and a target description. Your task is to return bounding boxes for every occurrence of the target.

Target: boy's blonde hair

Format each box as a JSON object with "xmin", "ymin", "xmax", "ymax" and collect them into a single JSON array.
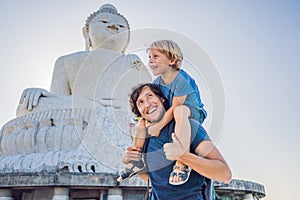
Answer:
[{"xmin": 148, "ymin": 40, "xmax": 183, "ymax": 70}]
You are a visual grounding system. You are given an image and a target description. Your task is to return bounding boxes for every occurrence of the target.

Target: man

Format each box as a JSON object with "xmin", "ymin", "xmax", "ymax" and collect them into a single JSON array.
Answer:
[{"xmin": 123, "ymin": 83, "xmax": 231, "ymax": 200}]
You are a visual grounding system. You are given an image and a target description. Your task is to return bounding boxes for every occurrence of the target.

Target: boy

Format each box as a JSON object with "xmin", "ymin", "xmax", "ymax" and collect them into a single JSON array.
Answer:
[{"xmin": 118, "ymin": 40, "xmax": 207, "ymax": 185}]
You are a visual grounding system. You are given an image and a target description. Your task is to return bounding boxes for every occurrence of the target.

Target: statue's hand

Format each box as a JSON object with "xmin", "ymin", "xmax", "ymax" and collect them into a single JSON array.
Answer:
[{"xmin": 19, "ymin": 88, "xmax": 52, "ymax": 111}]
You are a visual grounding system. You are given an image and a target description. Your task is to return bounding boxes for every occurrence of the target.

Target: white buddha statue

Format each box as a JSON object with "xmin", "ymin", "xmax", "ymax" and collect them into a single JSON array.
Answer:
[
  {"xmin": 0, "ymin": 4, "xmax": 151, "ymax": 174},
  {"xmin": 18, "ymin": 4, "xmax": 147, "ymax": 113}
]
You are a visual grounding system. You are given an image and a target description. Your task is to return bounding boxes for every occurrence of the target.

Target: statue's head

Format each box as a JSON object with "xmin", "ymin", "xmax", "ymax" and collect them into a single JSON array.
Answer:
[{"xmin": 83, "ymin": 4, "xmax": 130, "ymax": 53}]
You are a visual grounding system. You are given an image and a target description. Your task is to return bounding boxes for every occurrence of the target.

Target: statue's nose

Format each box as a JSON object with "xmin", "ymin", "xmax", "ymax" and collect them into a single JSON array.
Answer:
[{"xmin": 108, "ymin": 24, "xmax": 119, "ymax": 31}]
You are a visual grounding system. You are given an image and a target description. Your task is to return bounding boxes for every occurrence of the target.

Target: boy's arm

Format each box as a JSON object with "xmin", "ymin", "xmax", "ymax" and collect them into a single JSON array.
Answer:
[{"xmin": 148, "ymin": 95, "xmax": 187, "ymax": 137}]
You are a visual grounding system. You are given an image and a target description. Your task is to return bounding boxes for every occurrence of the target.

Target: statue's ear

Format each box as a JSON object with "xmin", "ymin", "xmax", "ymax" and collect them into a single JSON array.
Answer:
[{"xmin": 82, "ymin": 27, "xmax": 91, "ymax": 50}]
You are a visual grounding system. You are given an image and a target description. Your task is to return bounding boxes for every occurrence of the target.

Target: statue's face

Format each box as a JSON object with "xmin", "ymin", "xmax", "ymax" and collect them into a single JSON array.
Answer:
[{"xmin": 89, "ymin": 13, "xmax": 129, "ymax": 52}]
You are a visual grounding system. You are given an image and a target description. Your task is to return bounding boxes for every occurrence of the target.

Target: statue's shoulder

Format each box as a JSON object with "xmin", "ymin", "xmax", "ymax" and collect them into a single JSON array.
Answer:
[
  {"xmin": 125, "ymin": 53, "xmax": 142, "ymax": 60},
  {"xmin": 54, "ymin": 51, "xmax": 91, "ymax": 69},
  {"xmin": 57, "ymin": 51, "xmax": 90, "ymax": 62}
]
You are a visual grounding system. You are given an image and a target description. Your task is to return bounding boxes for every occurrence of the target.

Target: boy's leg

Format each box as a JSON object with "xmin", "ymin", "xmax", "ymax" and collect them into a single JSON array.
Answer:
[
  {"xmin": 173, "ymin": 105, "xmax": 191, "ymax": 153},
  {"xmin": 133, "ymin": 119, "xmax": 147, "ymax": 149},
  {"xmin": 117, "ymin": 119, "xmax": 146, "ymax": 182},
  {"xmin": 170, "ymin": 105, "xmax": 191, "ymax": 185}
]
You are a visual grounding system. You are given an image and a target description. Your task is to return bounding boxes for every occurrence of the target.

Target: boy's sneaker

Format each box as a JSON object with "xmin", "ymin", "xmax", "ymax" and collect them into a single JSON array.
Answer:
[{"xmin": 117, "ymin": 160, "xmax": 145, "ymax": 182}]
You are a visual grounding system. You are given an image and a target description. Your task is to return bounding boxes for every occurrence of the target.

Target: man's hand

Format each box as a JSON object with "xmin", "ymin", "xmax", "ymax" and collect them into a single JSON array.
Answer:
[
  {"xmin": 122, "ymin": 146, "xmax": 143, "ymax": 164},
  {"xmin": 163, "ymin": 133, "xmax": 188, "ymax": 161},
  {"xmin": 19, "ymin": 88, "xmax": 52, "ymax": 111}
]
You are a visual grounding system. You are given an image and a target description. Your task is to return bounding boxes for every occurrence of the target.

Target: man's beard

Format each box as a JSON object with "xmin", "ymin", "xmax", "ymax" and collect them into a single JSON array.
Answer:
[{"xmin": 148, "ymin": 107, "xmax": 165, "ymax": 123}]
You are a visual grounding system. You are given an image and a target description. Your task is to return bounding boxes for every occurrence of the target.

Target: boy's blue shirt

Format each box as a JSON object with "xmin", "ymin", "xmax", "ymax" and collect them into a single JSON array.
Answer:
[{"xmin": 153, "ymin": 69, "xmax": 207, "ymax": 123}]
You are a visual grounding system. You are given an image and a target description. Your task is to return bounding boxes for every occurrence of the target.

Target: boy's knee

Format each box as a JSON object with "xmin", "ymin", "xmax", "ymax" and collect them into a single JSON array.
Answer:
[{"xmin": 173, "ymin": 105, "xmax": 191, "ymax": 118}]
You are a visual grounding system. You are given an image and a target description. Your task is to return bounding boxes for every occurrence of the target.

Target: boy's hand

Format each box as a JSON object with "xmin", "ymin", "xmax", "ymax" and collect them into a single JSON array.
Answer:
[{"xmin": 146, "ymin": 122, "xmax": 161, "ymax": 137}]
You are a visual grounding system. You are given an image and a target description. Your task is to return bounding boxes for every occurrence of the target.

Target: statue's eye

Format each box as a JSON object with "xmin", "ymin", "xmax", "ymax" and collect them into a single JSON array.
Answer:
[
  {"xmin": 118, "ymin": 24, "xmax": 125, "ymax": 28},
  {"xmin": 100, "ymin": 20, "xmax": 108, "ymax": 23}
]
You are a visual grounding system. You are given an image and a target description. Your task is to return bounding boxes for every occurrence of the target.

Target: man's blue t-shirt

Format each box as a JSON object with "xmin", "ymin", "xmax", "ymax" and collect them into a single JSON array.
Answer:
[
  {"xmin": 153, "ymin": 69, "xmax": 207, "ymax": 123},
  {"xmin": 145, "ymin": 119, "xmax": 210, "ymax": 200}
]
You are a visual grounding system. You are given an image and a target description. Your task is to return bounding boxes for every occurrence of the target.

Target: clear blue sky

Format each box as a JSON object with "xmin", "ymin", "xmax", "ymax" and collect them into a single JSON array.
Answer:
[{"xmin": 0, "ymin": 1, "xmax": 299, "ymax": 199}]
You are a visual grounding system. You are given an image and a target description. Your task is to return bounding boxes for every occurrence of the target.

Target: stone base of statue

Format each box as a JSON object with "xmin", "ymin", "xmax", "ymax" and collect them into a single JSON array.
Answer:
[
  {"xmin": 1, "ymin": 96, "xmax": 128, "ymax": 174},
  {"xmin": 0, "ymin": 172, "xmax": 265, "ymax": 200},
  {"xmin": 0, "ymin": 172, "xmax": 148, "ymax": 199}
]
